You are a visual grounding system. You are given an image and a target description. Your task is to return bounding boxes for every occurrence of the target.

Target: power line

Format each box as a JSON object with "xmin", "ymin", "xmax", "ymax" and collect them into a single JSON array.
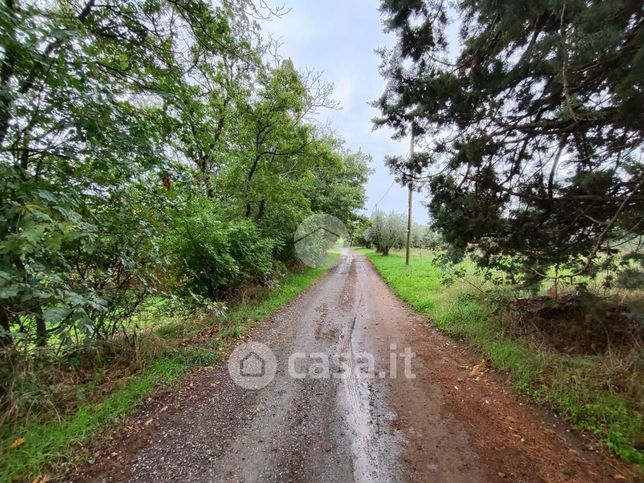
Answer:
[
  {"xmin": 373, "ymin": 180, "xmax": 396, "ymax": 210},
  {"xmin": 374, "ymin": 148, "xmax": 413, "ymax": 211}
]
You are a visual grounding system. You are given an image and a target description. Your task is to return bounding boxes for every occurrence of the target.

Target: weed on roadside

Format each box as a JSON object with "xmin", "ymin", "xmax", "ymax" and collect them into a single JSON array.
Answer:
[{"xmin": 359, "ymin": 248, "xmax": 643, "ymax": 465}]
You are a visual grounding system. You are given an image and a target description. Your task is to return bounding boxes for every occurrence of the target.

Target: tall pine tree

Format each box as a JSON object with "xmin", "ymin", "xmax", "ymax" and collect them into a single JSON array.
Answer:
[{"xmin": 376, "ymin": 0, "xmax": 643, "ymax": 288}]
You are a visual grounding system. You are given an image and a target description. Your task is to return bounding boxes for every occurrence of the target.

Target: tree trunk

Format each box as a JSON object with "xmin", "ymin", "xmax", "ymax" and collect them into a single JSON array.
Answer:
[
  {"xmin": 0, "ymin": 306, "xmax": 12, "ymax": 349},
  {"xmin": 256, "ymin": 199, "xmax": 265, "ymax": 221},
  {"xmin": 35, "ymin": 309, "xmax": 47, "ymax": 347}
]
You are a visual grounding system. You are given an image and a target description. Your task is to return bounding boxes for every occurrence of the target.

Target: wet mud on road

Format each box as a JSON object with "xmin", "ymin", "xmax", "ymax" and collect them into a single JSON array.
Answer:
[{"xmin": 77, "ymin": 249, "xmax": 630, "ymax": 482}]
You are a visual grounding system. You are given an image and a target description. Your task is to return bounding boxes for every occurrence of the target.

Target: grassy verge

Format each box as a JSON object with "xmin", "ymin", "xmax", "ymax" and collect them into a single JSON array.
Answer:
[
  {"xmin": 357, "ymin": 247, "xmax": 643, "ymax": 465},
  {"xmin": 0, "ymin": 252, "xmax": 339, "ymax": 481}
]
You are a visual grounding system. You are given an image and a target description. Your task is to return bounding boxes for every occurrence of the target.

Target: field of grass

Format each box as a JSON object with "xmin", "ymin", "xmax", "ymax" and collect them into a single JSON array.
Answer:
[
  {"xmin": 0, "ymin": 253, "xmax": 339, "ymax": 481},
  {"xmin": 357, "ymin": 247, "xmax": 643, "ymax": 465}
]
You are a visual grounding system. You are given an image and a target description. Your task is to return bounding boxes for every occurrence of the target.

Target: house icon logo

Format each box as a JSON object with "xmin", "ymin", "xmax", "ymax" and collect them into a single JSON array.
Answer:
[
  {"xmin": 240, "ymin": 351, "xmax": 266, "ymax": 377},
  {"xmin": 228, "ymin": 342, "xmax": 277, "ymax": 389}
]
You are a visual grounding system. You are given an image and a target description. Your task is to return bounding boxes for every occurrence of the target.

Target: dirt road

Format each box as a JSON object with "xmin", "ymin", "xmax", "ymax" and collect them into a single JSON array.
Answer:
[{"xmin": 79, "ymin": 249, "xmax": 627, "ymax": 482}]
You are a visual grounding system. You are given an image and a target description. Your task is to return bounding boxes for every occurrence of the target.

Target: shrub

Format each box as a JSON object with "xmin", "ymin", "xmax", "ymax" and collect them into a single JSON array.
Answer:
[
  {"xmin": 169, "ymin": 207, "xmax": 275, "ymax": 300},
  {"xmin": 226, "ymin": 221, "xmax": 275, "ymax": 287}
]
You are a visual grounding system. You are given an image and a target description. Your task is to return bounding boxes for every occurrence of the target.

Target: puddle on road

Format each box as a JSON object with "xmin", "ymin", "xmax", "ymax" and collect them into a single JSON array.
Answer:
[{"xmin": 335, "ymin": 296, "xmax": 402, "ymax": 482}]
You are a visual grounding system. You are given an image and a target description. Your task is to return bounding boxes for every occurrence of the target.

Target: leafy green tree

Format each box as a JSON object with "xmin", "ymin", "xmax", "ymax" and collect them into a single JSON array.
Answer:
[
  {"xmin": 366, "ymin": 210, "xmax": 406, "ymax": 255},
  {"xmin": 310, "ymin": 145, "xmax": 372, "ymax": 226},
  {"xmin": 0, "ymin": 0, "xmax": 370, "ymax": 354},
  {"xmin": 376, "ymin": 0, "xmax": 643, "ymax": 288},
  {"xmin": 349, "ymin": 215, "xmax": 372, "ymax": 247},
  {"xmin": 410, "ymin": 223, "xmax": 441, "ymax": 249},
  {"xmin": 0, "ymin": 0, "xmax": 177, "ymax": 347}
]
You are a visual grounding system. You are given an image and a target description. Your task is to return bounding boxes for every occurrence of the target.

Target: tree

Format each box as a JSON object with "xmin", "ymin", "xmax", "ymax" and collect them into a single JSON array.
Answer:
[
  {"xmin": 0, "ymin": 0, "xmax": 369, "ymax": 354},
  {"xmin": 0, "ymin": 0, "xmax": 182, "ymax": 347},
  {"xmin": 349, "ymin": 215, "xmax": 372, "ymax": 247},
  {"xmin": 309, "ymin": 143, "xmax": 372, "ymax": 226},
  {"xmin": 376, "ymin": 0, "xmax": 644, "ymax": 288},
  {"xmin": 410, "ymin": 223, "xmax": 441, "ymax": 249},
  {"xmin": 366, "ymin": 210, "xmax": 406, "ymax": 255}
]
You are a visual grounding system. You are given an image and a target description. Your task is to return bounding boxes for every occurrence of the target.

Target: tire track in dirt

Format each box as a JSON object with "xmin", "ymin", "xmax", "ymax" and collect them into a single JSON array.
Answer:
[{"xmin": 75, "ymin": 249, "xmax": 633, "ymax": 482}]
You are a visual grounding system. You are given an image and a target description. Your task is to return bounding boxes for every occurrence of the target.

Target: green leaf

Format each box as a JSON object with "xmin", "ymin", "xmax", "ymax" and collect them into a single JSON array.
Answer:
[{"xmin": 43, "ymin": 306, "xmax": 72, "ymax": 323}]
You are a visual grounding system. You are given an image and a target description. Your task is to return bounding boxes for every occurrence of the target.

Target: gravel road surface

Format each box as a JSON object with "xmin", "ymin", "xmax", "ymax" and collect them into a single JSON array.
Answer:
[{"xmin": 78, "ymin": 249, "xmax": 628, "ymax": 482}]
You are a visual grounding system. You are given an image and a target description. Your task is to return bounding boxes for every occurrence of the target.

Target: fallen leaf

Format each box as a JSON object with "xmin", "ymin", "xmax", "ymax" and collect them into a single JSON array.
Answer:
[
  {"xmin": 470, "ymin": 362, "xmax": 486, "ymax": 377},
  {"xmin": 31, "ymin": 476, "xmax": 49, "ymax": 483},
  {"xmin": 613, "ymin": 475, "xmax": 626, "ymax": 480},
  {"xmin": 9, "ymin": 437, "xmax": 25, "ymax": 449},
  {"xmin": 144, "ymin": 418, "xmax": 154, "ymax": 426}
]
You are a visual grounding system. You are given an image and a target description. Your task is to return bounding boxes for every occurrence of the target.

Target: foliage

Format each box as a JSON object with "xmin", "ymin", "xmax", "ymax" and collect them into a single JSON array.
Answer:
[
  {"xmin": 410, "ymin": 223, "xmax": 442, "ymax": 248},
  {"xmin": 375, "ymin": 0, "xmax": 644, "ymax": 290},
  {"xmin": 365, "ymin": 210, "xmax": 406, "ymax": 255},
  {"xmin": 0, "ymin": 258, "xmax": 337, "ymax": 481},
  {"xmin": 0, "ymin": 0, "xmax": 369, "ymax": 355},
  {"xmin": 310, "ymin": 146, "xmax": 373, "ymax": 225},
  {"xmin": 349, "ymin": 215, "xmax": 371, "ymax": 247},
  {"xmin": 168, "ymin": 202, "xmax": 275, "ymax": 299}
]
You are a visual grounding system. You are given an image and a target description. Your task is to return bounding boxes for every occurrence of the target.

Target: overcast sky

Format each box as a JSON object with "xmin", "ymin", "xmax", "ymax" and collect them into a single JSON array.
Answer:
[{"xmin": 261, "ymin": 0, "xmax": 430, "ymax": 224}]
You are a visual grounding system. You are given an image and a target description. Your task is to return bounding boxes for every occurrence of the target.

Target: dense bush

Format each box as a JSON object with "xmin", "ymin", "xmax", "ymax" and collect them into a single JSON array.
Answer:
[
  {"xmin": 0, "ymin": 167, "xmax": 166, "ymax": 349},
  {"xmin": 169, "ymin": 208, "xmax": 276, "ymax": 300}
]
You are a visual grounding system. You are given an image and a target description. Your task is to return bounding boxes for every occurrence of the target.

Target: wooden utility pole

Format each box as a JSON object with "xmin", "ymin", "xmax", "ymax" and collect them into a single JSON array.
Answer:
[{"xmin": 405, "ymin": 133, "xmax": 414, "ymax": 266}]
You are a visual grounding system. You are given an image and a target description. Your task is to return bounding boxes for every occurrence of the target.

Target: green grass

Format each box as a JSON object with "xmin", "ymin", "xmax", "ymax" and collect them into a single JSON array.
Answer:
[
  {"xmin": 358, "ymin": 247, "xmax": 643, "ymax": 465},
  {"xmin": 0, "ymin": 253, "xmax": 338, "ymax": 481}
]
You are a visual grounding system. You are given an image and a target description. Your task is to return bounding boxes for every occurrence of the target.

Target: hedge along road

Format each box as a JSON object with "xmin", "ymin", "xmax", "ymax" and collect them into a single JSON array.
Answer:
[{"xmin": 78, "ymin": 248, "xmax": 625, "ymax": 482}]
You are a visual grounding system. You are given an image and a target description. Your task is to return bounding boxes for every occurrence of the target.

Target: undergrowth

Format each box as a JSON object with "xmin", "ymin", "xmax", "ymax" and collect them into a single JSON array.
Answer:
[{"xmin": 0, "ymin": 253, "xmax": 339, "ymax": 481}]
